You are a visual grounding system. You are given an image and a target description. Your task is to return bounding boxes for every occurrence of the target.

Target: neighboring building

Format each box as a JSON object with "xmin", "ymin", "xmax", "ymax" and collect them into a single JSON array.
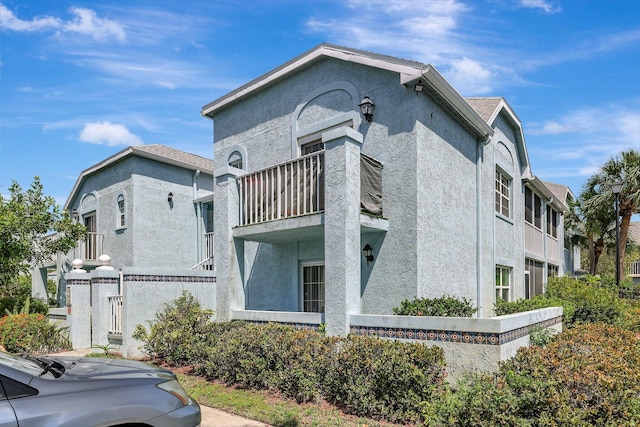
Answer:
[
  {"xmin": 32, "ymin": 144, "xmax": 215, "ymax": 304},
  {"xmin": 201, "ymin": 43, "xmax": 569, "ymax": 335}
]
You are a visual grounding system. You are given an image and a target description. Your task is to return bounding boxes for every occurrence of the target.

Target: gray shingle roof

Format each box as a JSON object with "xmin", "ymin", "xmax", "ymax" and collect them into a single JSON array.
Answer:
[
  {"xmin": 465, "ymin": 97, "xmax": 503, "ymax": 123},
  {"xmin": 542, "ymin": 180, "xmax": 573, "ymax": 204},
  {"xmin": 133, "ymin": 144, "xmax": 213, "ymax": 172}
]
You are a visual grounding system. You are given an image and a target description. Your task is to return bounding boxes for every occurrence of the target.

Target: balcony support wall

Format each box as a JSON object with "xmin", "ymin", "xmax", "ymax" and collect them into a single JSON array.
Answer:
[
  {"xmin": 323, "ymin": 126, "xmax": 363, "ymax": 336},
  {"xmin": 214, "ymin": 166, "xmax": 245, "ymax": 321}
]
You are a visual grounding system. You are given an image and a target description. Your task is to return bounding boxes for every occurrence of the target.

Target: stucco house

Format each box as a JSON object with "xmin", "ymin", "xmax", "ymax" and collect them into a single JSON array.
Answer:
[
  {"xmin": 32, "ymin": 144, "xmax": 217, "ymax": 354},
  {"xmin": 201, "ymin": 43, "xmax": 570, "ymax": 336}
]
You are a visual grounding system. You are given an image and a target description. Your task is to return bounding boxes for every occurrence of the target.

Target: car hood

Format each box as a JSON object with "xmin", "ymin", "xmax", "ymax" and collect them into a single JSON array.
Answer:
[{"xmin": 54, "ymin": 357, "xmax": 175, "ymax": 380}]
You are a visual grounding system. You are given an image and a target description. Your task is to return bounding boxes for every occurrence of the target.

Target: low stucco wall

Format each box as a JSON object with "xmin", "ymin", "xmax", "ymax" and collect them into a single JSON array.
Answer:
[{"xmin": 350, "ymin": 307, "xmax": 563, "ymax": 382}]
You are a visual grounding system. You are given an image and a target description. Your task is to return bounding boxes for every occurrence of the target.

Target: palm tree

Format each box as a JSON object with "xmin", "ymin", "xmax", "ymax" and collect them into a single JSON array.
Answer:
[{"xmin": 584, "ymin": 149, "xmax": 640, "ymax": 279}]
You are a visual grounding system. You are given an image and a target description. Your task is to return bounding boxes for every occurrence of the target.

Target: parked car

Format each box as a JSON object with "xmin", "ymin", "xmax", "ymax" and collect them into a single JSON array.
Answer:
[{"xmin": 0, "ymin": 351, "xmax": 200, "ymax": 427}]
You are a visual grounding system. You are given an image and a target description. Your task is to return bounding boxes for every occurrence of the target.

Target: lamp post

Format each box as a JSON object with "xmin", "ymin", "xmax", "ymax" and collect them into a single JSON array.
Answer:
[{"xmin": 611, "ymin": 181, "xmax": 623, "ymax": 287}]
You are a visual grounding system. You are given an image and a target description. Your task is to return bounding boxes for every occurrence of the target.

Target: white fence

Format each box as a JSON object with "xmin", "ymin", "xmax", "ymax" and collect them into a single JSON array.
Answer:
[{"xmin": 108, "ymin": 295, "xmax": 123, "ymax": 335}]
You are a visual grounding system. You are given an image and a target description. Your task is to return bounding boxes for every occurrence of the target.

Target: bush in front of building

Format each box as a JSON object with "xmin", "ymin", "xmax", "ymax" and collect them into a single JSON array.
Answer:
[
  {"xmin": 423, "ymin": 324, "xmax": 640, "ymax": 426},
  {"xmin": 393, "ymin": 295, "xmax": 478, "ymax": 317},
  {"xmin": 0, "ymin": 313, "xmax": 70, "ymax": 354}
]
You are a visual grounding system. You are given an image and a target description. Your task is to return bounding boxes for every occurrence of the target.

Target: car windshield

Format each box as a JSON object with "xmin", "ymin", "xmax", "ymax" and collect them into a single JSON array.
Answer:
[{"xmin": 0, "ymin": 352, "xmax": 49, "ymax": 376}]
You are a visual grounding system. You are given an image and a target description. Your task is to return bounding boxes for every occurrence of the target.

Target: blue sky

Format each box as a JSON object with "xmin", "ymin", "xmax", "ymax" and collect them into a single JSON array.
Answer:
[{"xmin": 1, "ymin": 0, "xmax": 639, "ymax": 206}]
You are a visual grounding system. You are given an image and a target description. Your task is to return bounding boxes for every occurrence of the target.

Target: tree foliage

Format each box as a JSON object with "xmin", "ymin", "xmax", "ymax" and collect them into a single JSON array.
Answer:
[
  {"xmin": 574, "ymin": 149, "xmax": 640, "ymax": 275},
  {"xmin": 0, "ymin": 177, "xmax": 86, "ymax": 287}
]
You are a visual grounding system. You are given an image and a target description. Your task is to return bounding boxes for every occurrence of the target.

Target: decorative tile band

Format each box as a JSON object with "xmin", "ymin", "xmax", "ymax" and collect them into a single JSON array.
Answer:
[
  {"xmin": 246, "ymin": 320, "xmax": 321, "ymax": 332},
  {"xmin": 350, "ymin": 316, "xmax": 563, "ymax": 346},
  {"xmin": 122, "ymin": 274, "xmax": 216, "ymax": 283},
  {"xmin": 67, "ymin": 279, "xmax": 91, "ymax": 286},
  {"xmin": 92, "ymin": 278, "xmax": 118, "ymax": 285}
]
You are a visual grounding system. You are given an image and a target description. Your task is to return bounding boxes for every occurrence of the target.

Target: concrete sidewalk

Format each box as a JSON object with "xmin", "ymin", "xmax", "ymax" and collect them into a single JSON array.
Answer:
[{"xmin": 49, "ymin": 349, "xmax": 270, "ymax": 427}]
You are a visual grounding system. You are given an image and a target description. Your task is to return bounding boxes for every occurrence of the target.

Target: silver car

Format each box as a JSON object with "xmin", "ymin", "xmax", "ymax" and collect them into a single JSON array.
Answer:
[{"xmin": 0, "ymin": 351, "xmax": 200, "ymax": 427}]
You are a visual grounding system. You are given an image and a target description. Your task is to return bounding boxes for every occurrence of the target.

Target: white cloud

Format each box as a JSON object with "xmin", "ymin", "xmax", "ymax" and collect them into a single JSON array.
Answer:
[
  {"xmin": 78, "ymin": 122, "xmax": 143, "ymax": 147},
  {"xmin": 519, "ymin": 0, "xmax": 561, "ymax": 14},
  {"xmin": 62, "ymin": 7, "xmax": 126, "ymax": 42},
  {"xmin": 0, "ymin": 4, "xmax": 125, "ymax": 42},
  {"xmin": 0, "ymin": 4, "xmax": 60, "ymax": 31},
  {"xmin": 446, "ymin": 57, "xmax": 495, "ymax": 94}
]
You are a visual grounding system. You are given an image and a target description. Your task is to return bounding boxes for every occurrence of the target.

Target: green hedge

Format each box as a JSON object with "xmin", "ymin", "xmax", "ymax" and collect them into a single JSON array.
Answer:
[
  {"xmin": 393, "ymin": 295, "xmax": 478, "ymax": 317},
  {"xmin": 424, "ymin": 324, "xmax": 640, "ymax": 426},
  {"xmin": 136, "ymin": 292, "xmax": 447, "ymax": 424},
  {"xmin": 0, "ymin": 313, "xmax": 70, "ymax": 354}
]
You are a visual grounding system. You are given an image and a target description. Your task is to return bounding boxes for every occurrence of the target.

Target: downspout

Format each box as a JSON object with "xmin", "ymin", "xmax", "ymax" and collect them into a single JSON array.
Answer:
[
  {"xmin": 476, "ymin": 136, "xmax": 491, "ymax": 318},
  {"xmin": 194, "ymin": 170, "xmax": 202, "ymax": 264}
]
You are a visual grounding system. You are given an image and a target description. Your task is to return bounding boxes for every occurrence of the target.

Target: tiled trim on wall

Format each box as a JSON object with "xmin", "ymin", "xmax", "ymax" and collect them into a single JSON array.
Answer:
[
  {"xmin": 67, "ymin": 279, "xmax": 91, "ymax": 286},
  {"xmin": 349, "ymin": 316, "xmax": 563, "ymax": 346},
  {"xmin": 91, "ymin": 278, "xmax": 119, "ymax": 285},
  {"xmin": 246, "ymin": 320, "xmax": 321, "ymax": 332},
  {"xmin": 123, "ymin": 274, "xmax": 216, "ymax": 283}
]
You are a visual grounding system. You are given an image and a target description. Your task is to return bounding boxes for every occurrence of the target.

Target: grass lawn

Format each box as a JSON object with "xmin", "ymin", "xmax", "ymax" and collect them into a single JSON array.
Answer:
[{"xmin": 176, "ymin": 372, "xmax": 409, "ymax": 427}]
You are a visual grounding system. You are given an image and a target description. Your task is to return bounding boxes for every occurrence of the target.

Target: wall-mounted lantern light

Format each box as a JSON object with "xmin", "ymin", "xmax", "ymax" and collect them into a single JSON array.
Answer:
[
  {"xmin": 358, "ymin": 96, "xmax": 375, "ymax": 122},
  {"xmin": 363, "ymin": 243, "xmax": 374, "ymax": 265},
  {"xmin": 414, "ymin": 79, "xmax": 424, "ymax": 93},
  {"xmin": 167, "ymin": 192, "xmax": 174, "ymax": 202},
  {"xmin": 71, "ymin": 209, "xmax": 79, "ymax": 220}
]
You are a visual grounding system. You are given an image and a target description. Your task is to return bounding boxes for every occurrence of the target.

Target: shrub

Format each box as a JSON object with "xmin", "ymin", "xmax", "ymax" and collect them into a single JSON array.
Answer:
[
  {"xmin": 198, "ymin": 323, "xmax": 334, "ymax": 403},
  {"xmin": 546, "ymin": 276, "xmax": 625, "ymax": 326},
  {"xmin": 494, "ymin": 295, "xmax": 573, "ymax": 319},
  {"xmin": 132, "ymin": 291, "xmax": 214, "ymax": 366},
  {"xmin": 393, "ymin": 295, "xmax": 478, "ymax": 317},
  {"xmin": 0, "ymin": 313, "xmax": 70, "ymax": 354},
  {"xmin": 424, "ymin": 324, "xmax": 640, "ymax": 426},
  {"xmin": 323, "ymin": 334, "xmax": 446, "ymax": 423}
]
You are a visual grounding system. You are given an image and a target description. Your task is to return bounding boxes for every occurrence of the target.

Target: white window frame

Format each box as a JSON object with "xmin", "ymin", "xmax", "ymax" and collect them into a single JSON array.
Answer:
[
  {"xmin": 496, "ymin": 265, "xmax": 511, "ymax": 302},
  {"xmin": 495, "ymin": 169, "xmax": 511, "ymax": 218},
  {"xmin": 300, "ymin": 262, "xmax": 325, "ymax": 313},
  {"xmin": 116, "ymin": 194, "xmax": 126, "ymax": 228}
]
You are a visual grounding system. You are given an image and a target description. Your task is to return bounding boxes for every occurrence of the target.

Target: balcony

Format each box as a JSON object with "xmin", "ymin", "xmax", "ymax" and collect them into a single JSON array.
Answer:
[
  {"xmin": 238, "ymin": 152, "xmax": 325, "ymax": 226},
  {"xmin": 234, "ymin": 152, "xmax": 385, "ymax": 243},
  {"xmin": 629, "ymin": 261, "xmax": 640, "ymax": 278},
  {"xmin": 73, "ymin": 232, "xmax": 104, "ymax": 262},
  {"xmin": 192, "ymin": 232, "xmax": 214, "ymax": 270}
]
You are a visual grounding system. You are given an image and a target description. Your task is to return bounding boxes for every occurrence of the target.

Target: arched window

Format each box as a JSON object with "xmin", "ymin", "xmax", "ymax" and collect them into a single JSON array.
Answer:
[
  {"xmin": 228, "ymin": 151, "xmax": 243, "ymax": 169},
  {"xmin": 117, "ymin": 194, "xmax": 125, "ymax": 227}
]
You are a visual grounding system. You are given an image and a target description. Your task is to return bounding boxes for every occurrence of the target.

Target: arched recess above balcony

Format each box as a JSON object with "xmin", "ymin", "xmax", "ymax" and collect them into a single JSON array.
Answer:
[{"xmin": 291, "ymin": 81, "xmax": 362, "ymax": 157}]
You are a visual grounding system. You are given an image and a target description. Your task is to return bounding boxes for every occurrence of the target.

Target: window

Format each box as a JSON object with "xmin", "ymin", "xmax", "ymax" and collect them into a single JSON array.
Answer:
[
  {"xmin": 302, "ymin": 263, "xmax": 325, "ymax": 313},
  {"xmin": 116, "ymin": 194, "xmax": 125, "ymax": 227},
  {"xmin": 548, "ymin": 264, "xmax": 559, "ymax": 279},
  {"xmin": 301, "ymin": 140, "xmax": 324, "ymax": 155},
  {"xmin": 496, "ymin": 266, "xmax": 511, "ymax": 301},
  {"xmin": 228, "ymin": 151, "xmax": 243, "ymax": 169},
  {"xmin": 525, "ymin": 259, "xmax": 544, "ymax": 299},
  {"xmin": 546, "ymin": 206, "xmax": 558, "ymax": 238},
  {"xmin": 495, "ymin": 170, "xmax": 510, "ymax": 217},
  {"xmin": 524, "ymin": 187, "xmax": 542, "ymax": 229}
]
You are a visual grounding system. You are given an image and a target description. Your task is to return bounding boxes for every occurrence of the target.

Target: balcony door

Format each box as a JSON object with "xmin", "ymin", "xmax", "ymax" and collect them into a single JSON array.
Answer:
[
  {"xmin": 83, "ymin": 212, "xmax": 97, "ymax": 260},
  {"xmin": 301, "ymin": 263, "xmax": 325, "ymax": 313}
]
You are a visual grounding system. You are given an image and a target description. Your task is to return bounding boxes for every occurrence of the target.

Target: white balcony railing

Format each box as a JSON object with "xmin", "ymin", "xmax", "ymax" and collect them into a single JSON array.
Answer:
[
  {"xmin": 546, "ymin": 235, "xmax": 560, "ymax": 262},
  {"xmin": 525, "ymin": 222, "xmax": 543, "ymax": 256},
  {"xmin": 108, "ymin": 295, "xmax": 123, "ymax": 335},
  {"xmin": 238, "ymin": 152, "xmax": 324, "ymax": 226},
  {"xmin": 629, "ymin": 261, "xmax": 640, "ymax": 277},
  {"xmin": 74, "ymin": 232, "xmax": 104, "ymax": 261},
  {"xmin": 192, "ymin": 232, "xmax": 215, "ymax": 270}
]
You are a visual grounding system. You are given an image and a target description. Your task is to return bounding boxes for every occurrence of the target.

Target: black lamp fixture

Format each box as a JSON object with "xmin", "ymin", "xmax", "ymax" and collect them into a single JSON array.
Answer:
[
  {"xmin": 611, "ymin": 181, "xmax": 623, "ymax": 287},
  {"xmin": 167, "ymin": 192, "xmax": 174, "ymax": 202},
  {"xmin": 414, "ymin": 79, "xmax": 424, "ymax": 93},
  {"xmin": 363, "ymin": 243, "xmax": 374, "ymax": 265},
  {"xmin": 71, "ymin": 209, "xmax": 79, "ymax": 220},
  {"xmin": 358, "ymin": 96, "xmax": 375, "ymax": 122}
]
